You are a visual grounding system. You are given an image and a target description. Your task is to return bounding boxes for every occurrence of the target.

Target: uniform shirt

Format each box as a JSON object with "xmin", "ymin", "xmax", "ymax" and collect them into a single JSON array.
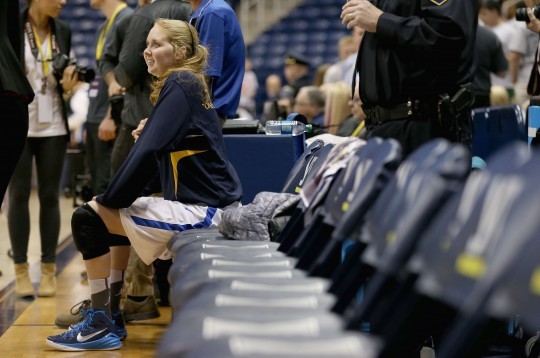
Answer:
[
  {"xmin": 96, "ymin": 71, "xmax": 242, "ymax": 209},
  {"xmin": 357, "ymin": 0, "xmax": 478, "ymax": 107},
  {"xmin": 190, "ymin": 0, "xmax": 245, "ymax": 118}
]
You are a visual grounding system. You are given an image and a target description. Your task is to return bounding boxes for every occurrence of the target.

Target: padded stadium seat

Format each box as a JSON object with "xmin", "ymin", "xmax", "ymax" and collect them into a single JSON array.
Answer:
[
  {"xmin": 371, "ymin": 143, "xmax": 538, "ymax": 357},
  {"xmin": 158, "ymin": 139, "xmax": 481, "ymax": 358},
  {"xmin": 166, "ymin": 138, "xmax": 400, "ymax": 308},
  {"xmin": 329, "ymin": 139, "xmax": 471, "ymax": 315},
  {"xmin": 472, "ymin": 105, "xmax": 527, "ymax": 160},
  {"xmin": 528, "ymin": 105, "xmax": 540, "ymax": 146},
  {"xmin": 248, "ymin": 0, "xmax": 349, "ymax": 87},
  {"xmin": 286, "ymin": 20, "xmax": 310, "ymax": 31},
  {"xmin": 308, "ymin": 32, "xmax": 329, "ymax": 43},
  {"xmin": 288, "ymin": 33, "xmax": 309, "ymax": 44}
]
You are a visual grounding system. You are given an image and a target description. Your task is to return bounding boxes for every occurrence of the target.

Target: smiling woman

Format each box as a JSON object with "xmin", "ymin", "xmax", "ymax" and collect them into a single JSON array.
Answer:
[
  {"xmin": 145, "ymin": 20, "xmax": 211, "ymax": 106},
  {"xmin": 45, "ymin": 18, "xmax": 242, "ymax": 352}
]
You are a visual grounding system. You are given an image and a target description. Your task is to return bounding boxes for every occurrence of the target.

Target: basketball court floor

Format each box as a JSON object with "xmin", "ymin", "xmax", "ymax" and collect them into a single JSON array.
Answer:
[{"xmin": 0, "ymin": 191, "xmax": 170, "ymax": 355}]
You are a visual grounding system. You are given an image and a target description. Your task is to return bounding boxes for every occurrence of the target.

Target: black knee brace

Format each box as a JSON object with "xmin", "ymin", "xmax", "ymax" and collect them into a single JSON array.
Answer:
[
  {"xmin": 109, "ymin": 233, "xmax": 130, "ymax": 247},
  {"xmin": 71, "ymin": 203, "xmax": 111, "ymax": 260}
]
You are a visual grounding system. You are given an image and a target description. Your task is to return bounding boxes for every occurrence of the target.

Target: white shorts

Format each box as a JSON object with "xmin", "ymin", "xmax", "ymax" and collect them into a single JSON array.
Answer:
[{"xmin": 119, "ymin": 197, "xmax": 227, "ymax": 265}]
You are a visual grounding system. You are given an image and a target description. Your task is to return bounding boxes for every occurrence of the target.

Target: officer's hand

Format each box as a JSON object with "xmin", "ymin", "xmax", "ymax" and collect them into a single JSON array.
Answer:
[{"xmin": 341, "ymin": 0, "xmax": 383, "ymax": 32}]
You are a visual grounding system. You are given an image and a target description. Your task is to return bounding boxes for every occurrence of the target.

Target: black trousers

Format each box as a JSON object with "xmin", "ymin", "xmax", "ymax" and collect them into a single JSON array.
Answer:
[{"xmin": 0, "ymin": 95, "xmax": 28, "ymax": 203}]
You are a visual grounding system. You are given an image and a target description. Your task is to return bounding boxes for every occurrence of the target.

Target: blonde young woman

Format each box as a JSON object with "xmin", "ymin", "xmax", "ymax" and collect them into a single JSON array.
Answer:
[{"xmin": 46, "ymin": 19, "xmax": 241, "ymax": 351}]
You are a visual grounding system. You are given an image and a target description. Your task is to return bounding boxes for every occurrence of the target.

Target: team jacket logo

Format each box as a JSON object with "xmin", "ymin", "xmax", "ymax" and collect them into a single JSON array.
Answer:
[{"xmin": 430, "ymin": 0, "xmax": 447, "ymax": 5}]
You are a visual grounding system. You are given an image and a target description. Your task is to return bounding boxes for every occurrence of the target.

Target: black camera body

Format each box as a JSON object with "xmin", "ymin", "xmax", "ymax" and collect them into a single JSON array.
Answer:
[
  {"xmin": 516, "ymin": 5, "xmax": 540, "ymax": 22},
  {"xmin": 52, "ymin": 54, "xmax": 96, "ymax": 83}
]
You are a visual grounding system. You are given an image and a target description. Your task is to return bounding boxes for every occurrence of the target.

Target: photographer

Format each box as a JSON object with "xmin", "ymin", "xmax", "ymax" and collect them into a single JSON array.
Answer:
[
  {"xmin": 521, "ymin": 0, "xmax": 540, "ymax": 96},
  {"xmin": 8, "ymin": 0, "xmax": 79, "ymax": 299}
]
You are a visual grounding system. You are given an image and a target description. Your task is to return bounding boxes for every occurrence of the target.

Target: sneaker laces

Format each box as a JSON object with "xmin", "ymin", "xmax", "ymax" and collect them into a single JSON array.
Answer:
[
  {"xmin": 61, "ymin": 309, "xmax": 96, "ymax": 338},
  {"xmin": 70, "ymin": 299, "xmax": 92, "ymax": 315}
]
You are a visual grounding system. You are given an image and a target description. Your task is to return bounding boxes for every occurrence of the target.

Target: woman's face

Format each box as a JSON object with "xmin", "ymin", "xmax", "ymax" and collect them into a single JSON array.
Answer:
[
  {"xmin": 144, "ymin": 25, "xmax": 182, "ymax": 77},
  {"xmin": 34, "ymin": 0, "xmax": 66, "ymax": 18}
]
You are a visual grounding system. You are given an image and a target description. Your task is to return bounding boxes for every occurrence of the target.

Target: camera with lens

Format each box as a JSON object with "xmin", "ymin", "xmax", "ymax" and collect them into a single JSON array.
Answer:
[
  {"xmin": 516, "ymin": 4, "xmax": 540, "ymax": 22},
  {"xmin": 109, "ymin": 94, "xmax": 124, "ymax": 126},
  {"xmin": 52, "ymin": 54, "xmax": 96, "ymax": 83}
]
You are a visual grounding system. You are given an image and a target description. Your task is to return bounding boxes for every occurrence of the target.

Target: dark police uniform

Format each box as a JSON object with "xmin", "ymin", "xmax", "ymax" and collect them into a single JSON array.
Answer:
[
  {"xmin": 355, "ymin": 0, "xmax": 478, "ymax": 156},
  {"xmin": 282, "ymin": 53, "xmax": 312, "ymax": 97}
]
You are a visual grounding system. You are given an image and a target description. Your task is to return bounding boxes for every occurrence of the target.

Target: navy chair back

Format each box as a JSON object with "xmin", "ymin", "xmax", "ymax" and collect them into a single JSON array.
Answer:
[{"xmin": 471, "ymin": 105, "xmax": 526, "ymax": 161}]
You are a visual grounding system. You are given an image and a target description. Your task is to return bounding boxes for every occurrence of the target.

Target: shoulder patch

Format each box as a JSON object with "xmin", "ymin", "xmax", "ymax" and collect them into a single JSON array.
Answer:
[{"xmin": 430, "ymin": 0, "xmax": 448, "ymax": 5}]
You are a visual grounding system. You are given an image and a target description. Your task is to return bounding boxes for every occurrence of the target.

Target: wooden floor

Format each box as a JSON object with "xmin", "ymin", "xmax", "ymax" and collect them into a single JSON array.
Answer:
[{"xmin": 0, "ymin": 251, "xmax": 171, "ymax": 356}]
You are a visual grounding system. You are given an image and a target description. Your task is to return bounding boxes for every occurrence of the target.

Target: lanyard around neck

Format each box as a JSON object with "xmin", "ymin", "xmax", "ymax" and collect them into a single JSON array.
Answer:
[
  {"xmin": 25, "ymin": 18, "xmax": 57, "ymax": 77},
  {"xmin": 96, "ymin": 3, "xmax": 127, "ymax": 61}
]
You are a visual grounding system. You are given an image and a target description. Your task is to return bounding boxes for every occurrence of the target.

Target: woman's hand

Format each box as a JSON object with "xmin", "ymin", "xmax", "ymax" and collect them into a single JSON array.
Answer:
[{"xmin": 132, "ymin": 118, "xmax": 147, "ymax": 142}]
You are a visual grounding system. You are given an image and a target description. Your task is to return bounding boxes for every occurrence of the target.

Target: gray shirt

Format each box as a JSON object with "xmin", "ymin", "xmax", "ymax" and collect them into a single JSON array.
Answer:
[{"xmin": 87, "ymin": 6, "xmax": 133, "ymax": 124}]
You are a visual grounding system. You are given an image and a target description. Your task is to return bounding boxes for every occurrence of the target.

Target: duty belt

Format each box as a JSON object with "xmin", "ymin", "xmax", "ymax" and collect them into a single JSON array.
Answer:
[{"xmin": 362, "ymin": 99, "xmax": 435, "ymax": 126}]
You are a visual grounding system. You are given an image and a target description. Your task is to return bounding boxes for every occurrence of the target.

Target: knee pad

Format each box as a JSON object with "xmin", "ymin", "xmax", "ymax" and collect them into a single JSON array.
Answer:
[
  {"xmin": 109, "ymin": 233, "xmax": 130, "ymax": 247},
  {"xmin": 71, "ymin": 203, "xmax": 110, "ymax": 260}
]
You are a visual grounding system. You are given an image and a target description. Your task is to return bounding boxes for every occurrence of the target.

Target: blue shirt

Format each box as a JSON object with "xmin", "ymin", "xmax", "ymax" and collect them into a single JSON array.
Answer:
[
  {"xmin": 190, "ymin": 0, "xmax": 245, "ymax": 118},
  {"xmin": 96, "ymin": 71, "xmax": 242, "ymax": 209}
]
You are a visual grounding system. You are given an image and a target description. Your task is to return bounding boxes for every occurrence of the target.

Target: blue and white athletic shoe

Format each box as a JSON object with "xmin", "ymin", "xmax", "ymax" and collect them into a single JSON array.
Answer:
[
  {"xmin": 46, "ymin": 309, "xmax": 121, "ymax": 351},
  {"xmin": 112, "ymin": 310, "xmax": 127, "ymax": 340},
  {"xmin": 69, "ymin": 309, "xmax": 127, "ymax": 341}
]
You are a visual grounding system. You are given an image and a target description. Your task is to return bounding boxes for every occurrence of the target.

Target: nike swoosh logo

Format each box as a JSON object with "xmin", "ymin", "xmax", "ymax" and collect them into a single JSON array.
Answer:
[{"xmin": 77, "ymin": 328, "xmax": 108, "ymax": 342}]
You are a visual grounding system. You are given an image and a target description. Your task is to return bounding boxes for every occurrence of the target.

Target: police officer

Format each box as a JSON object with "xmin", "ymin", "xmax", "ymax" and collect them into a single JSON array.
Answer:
[
  {"xmin": 282, "ymin": 53, "xmax": 313, "ymax": 98},
  {"xmin": 341, "ymin": 0, "xmax": 478, "ymax": 156}
]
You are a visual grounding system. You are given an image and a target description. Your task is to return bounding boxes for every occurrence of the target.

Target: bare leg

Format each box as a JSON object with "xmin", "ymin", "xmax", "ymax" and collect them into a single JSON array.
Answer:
[{"xmin": 111, "ymin": 246, "xmax": 130, "ymax": 271}]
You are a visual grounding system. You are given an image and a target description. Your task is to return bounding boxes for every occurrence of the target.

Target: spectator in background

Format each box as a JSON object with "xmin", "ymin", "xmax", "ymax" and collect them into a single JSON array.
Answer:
[
  {"xmin": 472, "ymin": 24, "xmax": 508, "ymax": 108},
  {"xmin": 324, "ymin": 35, "xmax": 356, "ymax": 84},
  {"xmin": 313, "ymin": 64, "xmax": 331, "ymax": 87},
  {"xmin": 187, "ymin": 0, "xmax": 246, "ymax": 123},
  {"xmin": 479, "ymin": 0, "xmax": 517, "ymax": 100},
  {"xmin": 338, "ymin": 85, "xmax": 367, "ymax": 138},
  {"xmin": 0, "ymin": 0, "xmax": 34, "ymax": 207},
  {"xmin": 293, "ymin": 86, "xmax": 326, "ymax": 132},
  {"xmin": 321, "ymin": 82, "xmax": 351, "ymax": 135},
  {"xmin": 10, "ymin": 0, "xmax": 79, "ymax": 299},
  {"xmin": 508, "ymin": 1, "xmax": 538, "ymax": 105},
  {"xmin": 261, "ymin": 74, "xmax": 282, "ymax": 124},
  {"xmin": 282, "ymin": 53, "xmax": 312, "ymax": 97},
  {"xmin": 238, "ymin": 58, "xmax": 258, "ymax": 119}
]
